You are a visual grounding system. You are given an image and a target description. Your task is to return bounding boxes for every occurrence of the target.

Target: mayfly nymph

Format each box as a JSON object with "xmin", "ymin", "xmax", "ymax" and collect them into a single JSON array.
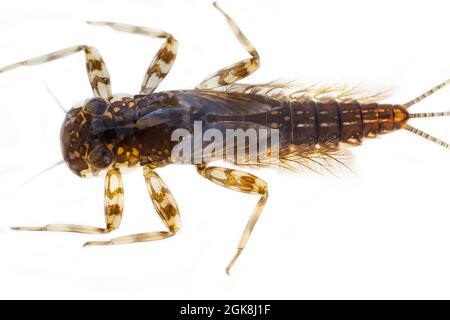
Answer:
[{"xmin": 1, "ymin": 2, "xmax": 449, "ymax": 274}]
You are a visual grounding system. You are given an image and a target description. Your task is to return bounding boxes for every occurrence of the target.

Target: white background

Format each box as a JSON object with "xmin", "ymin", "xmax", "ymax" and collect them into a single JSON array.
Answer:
[{"xmin": 1, "ymin": 0, "xmax": 450, "ymax": 299}]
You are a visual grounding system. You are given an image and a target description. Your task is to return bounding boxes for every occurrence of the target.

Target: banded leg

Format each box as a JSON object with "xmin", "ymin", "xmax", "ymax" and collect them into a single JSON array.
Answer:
[
  {"xmin": 0, "ymin": 45, "xmax": 111, "ymax": 98},
  {"xmin": 196, "ymin": 164, "xmax": 268, "ymax": 275},
  {"xmin": 196, "ymin": 2, "xmax": 260, "ymax": 90},
  {"xmin": 87, "ymin": 21, "xmax": 178, "ymax": 94},
  {"xmin": 12, "ymin": 167, "xmax": 124, "ymax": 234},
  {"xmin": 84, "ymin": 165, "xmax": 181, "ymax": 246}
]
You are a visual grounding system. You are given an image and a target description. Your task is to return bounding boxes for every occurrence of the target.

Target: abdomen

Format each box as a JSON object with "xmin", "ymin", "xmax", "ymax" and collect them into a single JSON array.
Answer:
[
  {"xmin": 212, "ymin": 97, "xmax": 409, "ymax": 147},
  {"xmin": 271, "ymin": 100, "xmax": 409, "ymax": 147},
  {"xmin": 130, "ymin": 90, "xmax": 410, "ymax": 167}
]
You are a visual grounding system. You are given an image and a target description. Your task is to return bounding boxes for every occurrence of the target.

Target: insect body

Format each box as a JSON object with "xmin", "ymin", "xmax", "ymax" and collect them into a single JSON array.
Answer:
[
  {"xmin": 62, "ymin": 89, "xmax": 410, "ymax": 177},
  {"xmin": 1, "ymin": 2, "xmax": 449, "ymax": 274}
]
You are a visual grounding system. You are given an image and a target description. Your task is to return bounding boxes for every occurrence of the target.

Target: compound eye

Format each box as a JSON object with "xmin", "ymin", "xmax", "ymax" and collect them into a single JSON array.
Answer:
[
  {"xmin": 83, "ymin": 98, "xmax": 108, "ymax": 115},
  {"xmin": 88, "ymin": 145, "xmax": 113, "ymax": 169}
]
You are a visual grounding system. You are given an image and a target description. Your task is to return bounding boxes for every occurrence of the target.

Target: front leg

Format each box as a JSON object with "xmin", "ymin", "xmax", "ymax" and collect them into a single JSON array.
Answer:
[
  {"xmin": 196, "ymin": 164, "xmax": 268, "ymax": 275},
  {"xmin": 12, "ymin": 167, "xmax": 124, "ymax": 234},
  {"xmin": 0, "ymin": 45, "xmax": 112, "ymax": 98},
  {"xmin": 84, "ymin": 165, "xmax": 181, "ymax": 246}
]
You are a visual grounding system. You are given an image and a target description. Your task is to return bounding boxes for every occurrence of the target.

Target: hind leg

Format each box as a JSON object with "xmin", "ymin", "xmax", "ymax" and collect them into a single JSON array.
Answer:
[
  {"xmin": 196, "ymin": 164, "xmax": 268, "ymax": 275},
  {"xmin": 196, "ymin": 2, "xmax": 260, "ymax": 89},
  {"xmin": 84, "ymin": 165, "xmax": 181, "ymax": 246},
  {"xmin": 12, "ymin": 168, "xmax": 124, "ymax": 234}
]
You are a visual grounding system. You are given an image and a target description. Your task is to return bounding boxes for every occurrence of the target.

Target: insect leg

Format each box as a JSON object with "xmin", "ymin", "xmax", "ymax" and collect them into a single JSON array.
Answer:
[
  {"xmin": 83, "ymin": 165, "xmax": 181, "ymax": 246},
  {"xmin": 87, "ymin": 21, "xmax": 178, "ymax": 95},
  {"xmin": 11, "ymin": 167, "xmax": 123, "ymax": 234},
  {"xmin": 196, "ymin": 164, "xmax": 268, "ymax": 275},
  {"xmin": 196, "ymin": 2, "xmax": 260, "ymax": 90},
  {"xmin": 0, "ymin": 45, "xmax": 112, "ymax": 98}
]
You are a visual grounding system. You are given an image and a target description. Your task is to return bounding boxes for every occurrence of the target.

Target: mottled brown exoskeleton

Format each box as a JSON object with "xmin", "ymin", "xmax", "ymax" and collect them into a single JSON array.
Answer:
[{"xmin": 1, "ymin": 2, "xmax": 450, "ymax": 274}]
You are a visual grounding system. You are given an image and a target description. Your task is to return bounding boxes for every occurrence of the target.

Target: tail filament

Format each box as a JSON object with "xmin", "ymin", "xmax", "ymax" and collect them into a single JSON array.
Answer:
[{"xmin": 403, "ymin": 124, "xmax": 450, "ymax": 150}]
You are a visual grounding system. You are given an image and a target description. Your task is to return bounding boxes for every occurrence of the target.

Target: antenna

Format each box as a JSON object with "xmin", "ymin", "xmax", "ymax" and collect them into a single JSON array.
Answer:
[
  {"xmin": 14, "ymin": 160, "xmax": 65, "ymax": 193},
  {"xmin": 42, "ymin": 80, "xmax": 68, "ymax": 113}
]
